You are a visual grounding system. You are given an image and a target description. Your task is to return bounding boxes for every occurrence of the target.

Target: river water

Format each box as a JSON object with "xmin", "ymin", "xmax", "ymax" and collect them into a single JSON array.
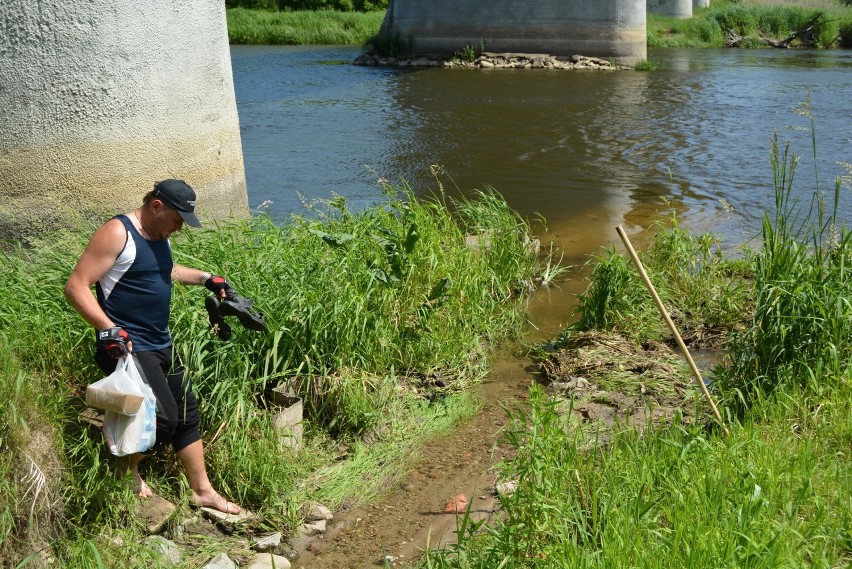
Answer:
[{"xmin": 232, "ymin": 45, "xmax": 852, "ymax": 335}]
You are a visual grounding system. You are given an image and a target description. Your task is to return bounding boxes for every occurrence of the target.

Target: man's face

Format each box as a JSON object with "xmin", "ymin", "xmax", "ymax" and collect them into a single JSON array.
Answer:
[{"xmin": 150, "ymin": 201, "xmax": 185, "ymax": 240}]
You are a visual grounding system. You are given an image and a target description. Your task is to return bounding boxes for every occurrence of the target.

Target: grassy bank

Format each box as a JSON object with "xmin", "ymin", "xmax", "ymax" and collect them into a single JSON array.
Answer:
[
  {"xmin": 226, "ymin": 8, "xmax": 384, "ymax": 45},
  {"xmin": 224, "ymin": 1, "xmax": 852, "ymax": 49},
  {"xmin": 0, "ymin": 185, "xmax": 550, "ymax": 566},
  {"xmin": 423, "ymin": 127, "xmax": 852, "ymax": 566},
  {"xmin": 649, "ymin": 0, "xmax": 852, "ymax": 48}
]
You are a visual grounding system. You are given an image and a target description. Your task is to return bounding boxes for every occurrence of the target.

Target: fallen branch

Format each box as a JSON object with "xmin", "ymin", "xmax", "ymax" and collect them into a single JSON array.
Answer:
[{"xmin": 763, "ymin": 13, "xmax": 825, "ymax": 48}]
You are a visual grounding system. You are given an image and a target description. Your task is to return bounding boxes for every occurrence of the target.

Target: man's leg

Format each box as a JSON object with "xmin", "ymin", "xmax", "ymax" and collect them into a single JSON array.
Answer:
[{"xmin": 175, "ymin": 439, "xmax": 241, "ymax": 514}]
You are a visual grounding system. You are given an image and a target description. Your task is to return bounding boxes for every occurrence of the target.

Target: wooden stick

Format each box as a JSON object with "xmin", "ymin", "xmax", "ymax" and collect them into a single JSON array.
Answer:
[{"xmin": 615, "ymin": 225, "xmax": 729, "ymax": 436}]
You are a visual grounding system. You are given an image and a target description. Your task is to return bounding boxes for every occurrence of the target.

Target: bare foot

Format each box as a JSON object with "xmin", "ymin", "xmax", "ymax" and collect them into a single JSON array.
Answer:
[
  {"xmin": 116, "ymin": 454, "xmax": 152, "ymax": 498},
  {"xmin": 132, "ymin": 475, "xmax": 154, "ymax": 498},
  {"xmin": 192, "ymin": 490, "xmax": 242, "ymax": 514}
]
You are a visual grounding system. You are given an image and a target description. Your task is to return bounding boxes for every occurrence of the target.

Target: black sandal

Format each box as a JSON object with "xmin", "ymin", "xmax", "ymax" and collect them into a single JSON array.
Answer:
[
  {"xmin": 205, "ymin": 295, "xmax": 232, "ymax": 340},
  {"xmin": 205, "ymin": 293, "xmax": 267, "ymax": 339},
  {"xmin": 218, "ymin": 294, "xmax": 267, "ymax": 331}
]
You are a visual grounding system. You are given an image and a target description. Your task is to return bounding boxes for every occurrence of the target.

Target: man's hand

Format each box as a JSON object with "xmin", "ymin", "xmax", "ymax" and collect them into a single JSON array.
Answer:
[
  {"xmin": 97, "ymin": 327, "xmax": 130, "ymax": 358},
  {"xmin": 204, "ymin": 275, "xmax": 235, "ymax": 298}
]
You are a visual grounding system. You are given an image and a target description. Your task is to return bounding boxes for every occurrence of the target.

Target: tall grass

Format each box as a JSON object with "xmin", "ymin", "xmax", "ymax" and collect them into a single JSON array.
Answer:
[
  {"xmin": 0, "ymin": 185, "xmax": 545, "ymax": 564},
  {"xmin": 423, "ymin": 386, "xmax": 852, "ymax": 568},
  {"xmin": 226, "ymin": 8, "xmax": 385, "ymax": 45},
  {"xmin": 721, "ymin": 138, "xmax": 852, "ymax": 410},
  {"xmin": 573, "ymin": 217, "xmax": 750, "ymax": 345}
]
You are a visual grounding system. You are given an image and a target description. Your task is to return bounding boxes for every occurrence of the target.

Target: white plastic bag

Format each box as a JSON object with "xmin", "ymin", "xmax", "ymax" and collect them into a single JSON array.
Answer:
[
  {"xmin": 101, "ymin": 356, "xmax": 157, "ymax": 456},
  {"xmin": 86, "ymin": 355, "xmax": 145, "ymax": 415}
]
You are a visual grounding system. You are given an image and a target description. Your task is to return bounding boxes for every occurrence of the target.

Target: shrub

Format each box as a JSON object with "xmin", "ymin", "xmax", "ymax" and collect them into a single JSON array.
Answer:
[
  {"xmin": 840, "ymin": 18, "xmax": 852, "ymax": 47},
  {"xmin": 688, "ymin": 16, "xmax": 724, "ymax": 44}
]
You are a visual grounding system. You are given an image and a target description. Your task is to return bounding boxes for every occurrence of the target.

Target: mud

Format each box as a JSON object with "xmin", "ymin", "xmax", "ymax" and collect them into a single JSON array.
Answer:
[{"xmin": 290, "ymin": 351, "xmax": 534, "ymax": 568}]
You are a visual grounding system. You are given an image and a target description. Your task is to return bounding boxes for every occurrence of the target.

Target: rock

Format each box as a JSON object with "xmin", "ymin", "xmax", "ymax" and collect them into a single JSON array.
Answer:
[
  {"xmin": 354, "ymin": 51, "xmax": 627, "ymax": 71},
  {"xmin": 246, "ymin": 553, "xmax": 292, "ymax": 569},
  {"xmin": 443, "ymin": 494, "xmax": 469, "ymax": 513},
  {"xmin": 380, "ymin": 555, "xmax": 399, "ymax": 566},
  {"xmin": 139, "ymin": 493, "xmax": 176, "ymax": 535},
  {"xmin": 200, "ymin": 506, "xmax": 256, "ymax": 534},
  {"xmin": 301, "ymin": 502, "xmax": 333, "ymax": 522},
  {"xmin": 251, "ymin": 532, "xmax": 282, "ymax": 552},
  {"xmin": 145, "ymin": 536, "xmax": 182, "ymax": 566},
  {"xmin": 202, "ymin": 552, "xmax": 237, "ymax": 569},
  {"xmin": 298, "ymin": 519, "xmax": 327, "ymax": 537},
  {"xmin": 553, "ymin": 377, "xmax": 590, "ymax": 392},
  {"xmin": 496, "ymin": 480, "xmax": 519, "ymax": 497}
]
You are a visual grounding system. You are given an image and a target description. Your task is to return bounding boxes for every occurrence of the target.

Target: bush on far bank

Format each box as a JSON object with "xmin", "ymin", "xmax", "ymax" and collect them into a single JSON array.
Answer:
[{"xmin": 226, "ymin": 0, "xmax": 387, "ymax": 11}]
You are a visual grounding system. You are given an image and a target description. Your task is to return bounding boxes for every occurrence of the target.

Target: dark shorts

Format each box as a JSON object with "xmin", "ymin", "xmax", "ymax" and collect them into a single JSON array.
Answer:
[{"xmin": 96, "ymin": 346, "xmax": 201, "ymax": 453}]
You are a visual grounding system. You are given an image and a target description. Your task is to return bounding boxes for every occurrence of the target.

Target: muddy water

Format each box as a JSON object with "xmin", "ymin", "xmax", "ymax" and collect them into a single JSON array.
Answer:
[{"xmin": 231, "ymin": 46, "xmax": 852, "ymax": 565}]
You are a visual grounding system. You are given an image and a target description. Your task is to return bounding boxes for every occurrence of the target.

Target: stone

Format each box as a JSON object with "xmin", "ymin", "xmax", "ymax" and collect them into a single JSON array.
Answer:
[
  {"xmin": 443, "ymin": 494, "xmax": 469, "ymax": 513},
  {"xmin": 246, "ymin": 553, "xmax": 292, "ymax": 569},
  {"xmin": 145, "ymin": 536, "xmax": 182, "ymax": 566},
  {"xmin": 202, "ymin": 552, "xmax": 237, "ymax": 569},
  {"xmin": 201, "ymin": 506, "xmax": 256, "ymax": 534},
  {"xmin": 298, "ymin": 519, "xmax": 327, "ymax": 536},
  {"xmin": 302, "ymin": 502, "xmax": 333, "ymax": 522},
  {"xmin": 138, "ymin": 493, "xmax": 176, "ymax": 535},
  {"xmin": 271, "ymin": 387, "xmax": 304, "ymax": 450},
  {"xmin": 496, "ymin": 480, "xmax": 519, "ymax": 497},
  {"xmin": 252, "ymin": 532, "xmax": 282, "ymax": 552}
]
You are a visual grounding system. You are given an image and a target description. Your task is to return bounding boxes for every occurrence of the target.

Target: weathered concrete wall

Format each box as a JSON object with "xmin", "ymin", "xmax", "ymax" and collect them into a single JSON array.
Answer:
[
  {"xmin": 0, "ymin": 0, "xmax": 248, "ymax": 240},
  {"xmin": 648, "ymin": 0, "xmax": 693, "ymax": 19},
  {"xmin": 379, "ymin": 0, "xmax": 647, "ymax": 65},
  {"xmin": 694, "ymin": 0, "xmax": 710, "ymax": 9}
]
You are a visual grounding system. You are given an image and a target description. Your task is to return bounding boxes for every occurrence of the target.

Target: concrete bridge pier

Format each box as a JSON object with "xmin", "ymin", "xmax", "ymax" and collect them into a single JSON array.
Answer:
[
  {"xmin": 379, "ymin": 0, "xmax": 647, "ymax": 65},
  {"xmin": 0, "ymin": 0, "xmax": 247, "ymax": 241},
  {"xmin": 647, "ymin": 0, "xmax": 694, "ymax": 19},
  {"xmin": 694, "ymin": 0, "xmax": 711, "ymax": 9}
]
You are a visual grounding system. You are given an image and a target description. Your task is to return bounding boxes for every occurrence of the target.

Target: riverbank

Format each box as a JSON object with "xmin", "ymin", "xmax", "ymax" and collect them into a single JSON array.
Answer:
[
  {"xmin": 422, "ymin": 134, "xmax": 852, "ymax": 567},
  {"xmin": 225, "ymin": 2, "xmax": 852, "ymax": 51},
  {"xmin": 649, "ymin": 0, "xmax": 852, "ymax": 48},
  {"xmin": 0, "ymin": 188, "xmax": 555, "ymax": 566}
]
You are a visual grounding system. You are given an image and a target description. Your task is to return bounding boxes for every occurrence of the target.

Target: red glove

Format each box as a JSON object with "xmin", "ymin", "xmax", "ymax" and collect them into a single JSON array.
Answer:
[
  {"xmin": 205, "ymin": 275, "xmax": 235, "ymax": 298},
  {"xmin": 97, "ymin": 327, "xmax": 130, "ymax": 359}
]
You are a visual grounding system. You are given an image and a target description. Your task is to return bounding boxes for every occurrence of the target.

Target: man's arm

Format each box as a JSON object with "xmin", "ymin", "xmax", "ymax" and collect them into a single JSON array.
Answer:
[
  {"xmin": 172, "ymin": 264, "xmax": 232, "ymax": 298},
  {"xmin": 64, "ymin": 218, "xmax": 127, "ymax": 330},
  {"xmin": 171, "ymin": 264, "xmax": 211, "ymax": 287}
]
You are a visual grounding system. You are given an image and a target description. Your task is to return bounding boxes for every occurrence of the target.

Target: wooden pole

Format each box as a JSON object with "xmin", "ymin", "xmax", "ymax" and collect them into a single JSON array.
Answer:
[{"xmin": 615, "ymin": 225, "xmax": 729, "ymax": 436}]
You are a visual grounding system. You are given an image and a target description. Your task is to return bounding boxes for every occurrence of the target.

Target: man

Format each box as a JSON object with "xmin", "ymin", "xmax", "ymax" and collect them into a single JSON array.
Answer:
[{"xmin": 65, "ymin": 179, "xmax": 241, "ymax": 514}]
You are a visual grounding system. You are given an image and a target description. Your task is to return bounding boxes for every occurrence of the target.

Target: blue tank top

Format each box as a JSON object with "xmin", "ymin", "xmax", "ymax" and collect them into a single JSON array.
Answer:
[{"xmin": 96, "ymin": 215, "xmax": 173, "ymax": 351}]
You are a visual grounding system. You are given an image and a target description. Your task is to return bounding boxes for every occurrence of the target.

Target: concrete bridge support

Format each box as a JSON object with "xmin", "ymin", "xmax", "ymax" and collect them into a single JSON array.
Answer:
[
  {"xmin": 0, "ymin": 0, "xmax": 247, "ymax": 241},
  {"xmin": 694, "ymin": 0, "xmax": 710, "ymax": 9},
  {"xmin": 379, "ymin": 0, "xmax": 647, "ymax": 65},
  {"xmin": 647, "ymin": 0, "xmax": 694, "ymax": 19}
]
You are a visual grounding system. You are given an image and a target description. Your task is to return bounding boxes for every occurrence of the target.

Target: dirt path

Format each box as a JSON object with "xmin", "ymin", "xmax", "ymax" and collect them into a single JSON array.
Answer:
[
  {"xmin": 289, "ymin": 266, "xmax": 590, "ymax": 568},
  {"xmin": 290, "ymin": 351, "xmax": 536, "ymax": 568}
]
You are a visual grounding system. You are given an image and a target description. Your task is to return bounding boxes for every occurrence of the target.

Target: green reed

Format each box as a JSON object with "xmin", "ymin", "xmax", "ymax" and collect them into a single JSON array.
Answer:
[
  {"xmin": 721, "ymin": 137, "xmax": 852, "ymax": 411},
  {"xmin": 571, "ymin": 216, "xmax": 750, "ymax": 345}
]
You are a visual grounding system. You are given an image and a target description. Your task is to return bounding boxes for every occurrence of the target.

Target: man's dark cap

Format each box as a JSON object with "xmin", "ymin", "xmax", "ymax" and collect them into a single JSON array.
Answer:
[{"xmin": 153, "ymin": 179, "xmax": 202, "ymax": 227}]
